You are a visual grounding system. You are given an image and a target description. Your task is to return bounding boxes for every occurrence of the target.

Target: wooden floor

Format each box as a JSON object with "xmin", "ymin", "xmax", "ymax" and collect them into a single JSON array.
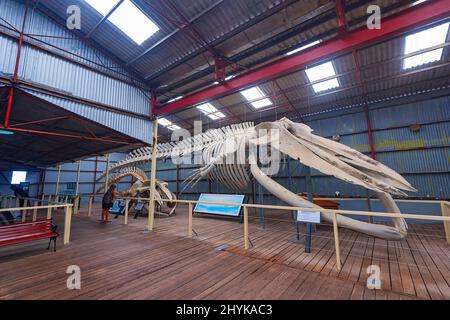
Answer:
[{"xmin": 0, "ymin": 204, "xmax": 448, "ymax": 300}]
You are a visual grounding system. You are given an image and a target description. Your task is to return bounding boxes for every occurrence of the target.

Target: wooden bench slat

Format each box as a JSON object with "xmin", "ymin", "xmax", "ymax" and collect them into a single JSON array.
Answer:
[
  {"xmin": 0, "ymin": 232, "xmax": 58, "ymax": 247},
  {"xmin": 0, "ymin": 219, "xmax": 59, "ymax": 250}
]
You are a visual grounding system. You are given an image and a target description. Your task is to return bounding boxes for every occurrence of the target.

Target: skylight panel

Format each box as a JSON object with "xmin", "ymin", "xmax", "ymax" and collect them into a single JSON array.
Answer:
[
  {"xmin": 197, "ymin": 103, "xmax": 226, "ymax": 120},
  {"xmin": 11, "ymin": 171, "xmax": 26, "ymax": 185},
  {"xmin": 108, "ymin": 0, "xmax": 160, "ymax": 45},
  {"xmin": 158, "ymin": 118, "xmax": 180, "ymax": 131},
  {"xmin": 305, "ymin": 61, "xmax": 336, "ymax": 82},
  {"xmin": 305, "ymin": 61, "xmax": 340, "ymax": 93},
  {"xmin": 167, "ymin": 124, "xmax": 181, "ymax": 131},
  {"xmin": 240, "ymin": 87, "xmax": 273, "ymax": 109},
  {"xmin": 286, "ymin": 40, "xmax": 321, "ymax": 56},
  {"xmin": 208, "ymin": 112, "xmax": 226, "ymax": 120},
  {"xmin": 85, "ymin": 0, "xmax": 120, "ymax": 15},
  {"xmin": 158, "ymin": 118, "xmax": 172, "ymax": 126},
  {"xmin": 197, "ymin": 103, "xmax": 217, "ymax": 114},
  {"xmin": 241, "ymin": 87, "xmax": 264, "ymax": 101},
  {"xmin": 311, "ymin": 79, "xmax": 340, "ymax": 93},
  {"xmin": 251, "ymin": 98, "xmax": 273, "ymax": 109},
  {"xmin": 167, "ymin": 96, "xmax": 183, "ymax": 103},
  {"xmin": 403, "ymin": 22, "xmax": 449, "ymax": 69}
]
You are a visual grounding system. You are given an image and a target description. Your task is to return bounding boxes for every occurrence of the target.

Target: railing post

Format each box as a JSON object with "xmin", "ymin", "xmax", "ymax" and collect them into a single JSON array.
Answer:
[
  {"xmin": 188, "ymin": 202, "xmax": 193, "ymax": 238},
  {"xmin": 7, "ymin": 196, "xmax": 12, "ymax": 208},
  {"xmin": 15, "ymin": 197, "xmax": 19, "ymax": 208},
  {"xmin": 22, "ymin": 199, "xmax": 28, "ymax": 222},
  {"xmin": 74, "ymin": 160, "xmax": 81, "ymax": 214},
  {"xmin": 147, "ymin": 119, "xmax": 158, "ymax": 232},
  {"xmin": 244, "ymin": 206, "xmax": 249, "ymax": 250},
  {"xmin": 47, "ymin": 195, "xmax": 52, "ymax": 219},
  {"xmin": 73, "ymin": 196, "xmax": 79, "ymax": 215},
  {"xmin": 32, "ymin": 200, "xmax": 38, "ymax": 221},
  {"xmin": 88, "ymin": 196, "xmax": 93, "ymax": 217},
  {"xmin": 54, "ymin": 165, "xmax": 61, "ymax": 208},
  {"xmin": 124, "ymin": 199, "xmax": 129, "ymax": 225},
  {"xmin": 332, "ymin": 212, "xmax": 342, "ymax": 271},
  {"xmin": 63, "ymin": 205, "xmax": 72, "ymax": 245},
  {"xmin": 0, "ymin": 195, "xmax": 4, "ymax": 208},
  {"xmin": 104, "ymin": 154, "xmax": 110, "ymax": 191},
  {"xmin": 441, "ymin": 201, "xmax": 450, "ymax": 244}
]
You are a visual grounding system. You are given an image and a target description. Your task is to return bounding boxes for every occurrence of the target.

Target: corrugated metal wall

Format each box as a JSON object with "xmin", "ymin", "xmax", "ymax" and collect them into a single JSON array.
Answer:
[
  {"xmin": 304, "ymin": 95, "xmax": 450, "ymax": 200},
  {"xmin": 0, "ymin": 153, "xmax": 131, "ymax": 203},
  {"xmin": 40, "ymin": 154, "xmax": 132, "ymax": 200},
  {"xmin": 4, "ymin": 94, "xmax": 446, "ymax": 213},
  {"xmin": 0, "ymin": 0, "xmax": 152, "ymax": 143},
  {"xmin": 144, "ymin": 95, "xmax": 450, "ymax": 203}
]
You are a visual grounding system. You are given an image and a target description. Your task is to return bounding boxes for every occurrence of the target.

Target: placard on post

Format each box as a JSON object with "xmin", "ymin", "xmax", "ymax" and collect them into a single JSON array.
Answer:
[{"xmin": 296, "ymin": 210, "xmax": 321, "ymax": 224}]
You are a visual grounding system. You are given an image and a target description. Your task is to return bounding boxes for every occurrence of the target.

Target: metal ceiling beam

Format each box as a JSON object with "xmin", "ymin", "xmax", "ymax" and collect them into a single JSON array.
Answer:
[
  {"xmin": 196, "ymin": 78, "xmax": 450, "ymax": 133},
  {"xmin": 159, "ymin": 0, "xmax": 411, "ymax": 98},
  {"xmin": 169, "ymin": 63, "xmax": 450, "ymax": 131},
  {"xmin": 156, "ymin": 0, "xmax": 450, "ymax": 116},
  {"xmin": 126, "ymin": 0, "xmax": 224, "ymax": 66},
  {"xmin": 144, "ymin": 0, "xmax": 299, "ymax": 81},
  {"xmin": 160, "ymin": 14, "xmax": 336, "ymax": 97}
]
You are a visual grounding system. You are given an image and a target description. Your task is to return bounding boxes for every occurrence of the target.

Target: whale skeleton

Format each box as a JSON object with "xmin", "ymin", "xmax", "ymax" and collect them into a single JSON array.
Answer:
[
  {"xmin": 96, "ymin": 117, "xmax": 416, "ymax": 240},
  {"xmin": 95, "ymin": 167, "xmax": 177, "ymax": 216}
]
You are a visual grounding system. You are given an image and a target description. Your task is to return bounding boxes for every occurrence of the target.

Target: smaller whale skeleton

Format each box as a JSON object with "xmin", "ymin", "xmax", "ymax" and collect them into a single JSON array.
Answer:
[
  {"xmin": 95, "ymin": 167, "xmax": 177, "ymax": 216},
  {"xmin": 96, "ymin": 117, "xmax": 416, "ymax": 240}
]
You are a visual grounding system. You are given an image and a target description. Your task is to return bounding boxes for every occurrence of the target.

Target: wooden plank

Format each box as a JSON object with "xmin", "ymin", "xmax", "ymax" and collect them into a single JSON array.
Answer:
[{"xmin": 1, "ymin": 206, "xmax": 446, "ymax": 300}]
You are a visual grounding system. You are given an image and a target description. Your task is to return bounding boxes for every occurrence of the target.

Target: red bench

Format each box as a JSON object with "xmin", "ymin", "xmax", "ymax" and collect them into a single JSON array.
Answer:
[{"xmin": 0, "ymin": 219, "xmax": 59, "ymax": 252}]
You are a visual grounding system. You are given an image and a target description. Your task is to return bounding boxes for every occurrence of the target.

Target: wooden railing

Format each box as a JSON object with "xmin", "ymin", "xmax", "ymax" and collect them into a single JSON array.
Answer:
[
  {"xmin": 0, "ymin": 195, "xmax": 74, "ymax": 244},
  {"xmin": 82, "ymin": 194, "xmax": 450, "ymax": 271},
  {"xmin": 2, "ymin": 192, "xmax": 447, "ymax": 271}
]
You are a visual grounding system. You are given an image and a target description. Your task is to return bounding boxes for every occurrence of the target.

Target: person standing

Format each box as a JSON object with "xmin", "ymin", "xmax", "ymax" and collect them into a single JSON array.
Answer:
[
  {"xmin": 10, "ymin": 185, "xmax": 29, "ymax": 207},
  {"xmin": 101, "ymin": 184, "xmax": 119, "ymax": 223}
]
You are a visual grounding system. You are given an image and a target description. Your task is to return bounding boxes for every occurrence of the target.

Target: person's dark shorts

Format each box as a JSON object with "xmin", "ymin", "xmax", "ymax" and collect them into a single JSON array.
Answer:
[{"xmin": 102, "ymin": 202, "xmax": 113, "ymax": 210}]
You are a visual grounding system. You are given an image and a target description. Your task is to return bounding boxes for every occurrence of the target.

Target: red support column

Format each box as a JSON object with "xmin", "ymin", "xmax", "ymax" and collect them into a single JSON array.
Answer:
[
  {"xmin": 150, "ymin": 91, "xmax": 157, "ymax": 120},
  {"xmin": 365, "ymin": 106, "xmax": 376, "ymax": 160},
  {"xmin": 4, "ymin": 2, "xmax": 29, "ymax": 128},
  {"xmin": 352, "ymin": 49, "xmax": 376, "ymax": 160},
  {"xmin": 335, "ymin": 0, "xmax": 347, "ymax": 35},
  {"xmin": 214, "ymin": 57, "xmax": 227, "ymax": 83}
]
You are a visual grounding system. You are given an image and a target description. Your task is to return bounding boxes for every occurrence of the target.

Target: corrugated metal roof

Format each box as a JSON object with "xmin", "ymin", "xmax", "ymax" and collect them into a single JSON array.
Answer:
[
  {"xmin": 0, "ymin": 0, "xmax": 153, "ymax": 144},
  {"xmin": 23, "ymin": 88, "xmax": 153, "ymax": 143},
  {"xmin": 2, "ymin": 0, "xmax": 449, "ymax": 145},
  {"xmin": 0, "ymin": 87, "xmax": 146, "ymax": 167},
  {"xmin": 19, "ymin": 44, "xmax": 151, "ymax": 115}
]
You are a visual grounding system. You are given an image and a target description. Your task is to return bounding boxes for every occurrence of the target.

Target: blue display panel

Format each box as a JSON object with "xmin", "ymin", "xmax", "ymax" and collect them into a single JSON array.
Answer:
[{"xmin": 194, "ymin": 194, "xmax": 245, "ymax": 217}]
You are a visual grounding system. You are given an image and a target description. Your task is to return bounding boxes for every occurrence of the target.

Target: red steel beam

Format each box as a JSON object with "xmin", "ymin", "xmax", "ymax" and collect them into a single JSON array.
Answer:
[
  {"xmin": 9, "ymin": 116, "xmax": 71, "ymax": 128},
  {"xmin": 156, "ymin": 0, "xmax": 450, "ymax": 116},
  {"xmin": 0, "ymin": 126, "xmax": 132, "ymax": 145}
]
